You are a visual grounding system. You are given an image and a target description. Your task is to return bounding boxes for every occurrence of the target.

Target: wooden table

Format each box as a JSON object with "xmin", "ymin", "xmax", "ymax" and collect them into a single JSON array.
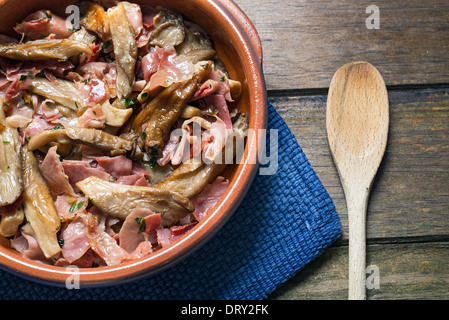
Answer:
[{"xmin": 234, "ymin": 0, "xmax": 449, "ymax": 299}]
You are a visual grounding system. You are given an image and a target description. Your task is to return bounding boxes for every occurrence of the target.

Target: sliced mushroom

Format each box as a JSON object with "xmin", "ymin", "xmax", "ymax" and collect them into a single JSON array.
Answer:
[
  {"xmin": 0, "ymin": 102, "xmax": 23, "ymax": 207},
  {"xmin": 79, "ymin": 1, "xmax": 110, "ymax": 41},
  {"xmin": 132, "ymin": 60, "xmax": 212, "ymax": 153},
  {"xmin": 101, "ymin": 100, "xmax": 133, "ymax": 127},
  {"xmin": 29, "ymin": 77, "xmax": 81, "ymax": 111},
  {"xmin": 156, "ymin": 110, "xmax": 248, "ymax": 199},
  {"xmin": 149, "ymin": 21, "xmax": 185, "ymax": 49},
  {"xmin": 181, "ymin": 49, "xmax": 216, "ymax": 64},
  {"xmin": 0, "ymin": 206, "xmax": 24, "ymax": 237},
  {"xmin": 107, "ymin": 2, "xmax": 137, "ymax": 99},
  {"xmin": 27, "ymin": 127, "xmax": 135, "ymax": 156},
  {"xmin": 0, "ymin": 39, "xmax": 93, "ymax": 60},
  {"xmin": 76, "ymin": 176, "xmax": 194, "ymax": 227},
  {"xmin": 68, "ymin": 27, "xmax": 98, "ymax": 45},
  {"xmin": 22, "ymin": 146, "xmax": 61, "ymax": 258}
]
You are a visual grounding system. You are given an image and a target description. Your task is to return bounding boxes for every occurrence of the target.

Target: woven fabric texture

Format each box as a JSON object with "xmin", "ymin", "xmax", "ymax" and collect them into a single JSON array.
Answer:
[{"xmin": 0, "ymin": 102, "xmax": 342, "ymax": 300}]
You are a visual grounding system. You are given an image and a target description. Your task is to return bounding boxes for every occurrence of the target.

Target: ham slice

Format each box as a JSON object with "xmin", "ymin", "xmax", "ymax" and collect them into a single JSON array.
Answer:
[
  {"xmin": 118, "ymin": 207, "xmax": 159, "ymax": 253},
  {"xmin": 61, "ymin": 160, "xmax": 111, "ymax": 193},
  {"xmin": 77, "ymin": 105, "xmax": 106, "ymax": 128},
  {"xmin": 204, "ymin": 95, "xmax": 232, "ymax": 130},
  {"xmin": 140, "ymin": 46, "xmax": 193, "ymax": 93},
  {"xmin": 39, "ymin": 146, "xmax": 77, "ymax": 198},
  {"xmin": 116, "ymin": 173, "xmax": 149, "ymax": 186},
  {"xmin": 191, "ymin": 176, "xmax": 229, "ymax": 221},
  {"xmin": 60, "ymin": 216, "xmax": 90, "ymax": 263},
  {"xmin": 14, "ymin": 10, "xmax": 72, "ymax": 39},
  {"xmin": 24, "ymin": 115, "xmax": 56, "ymax": 139},
  {"xmin": 96, "ymin": 155, "xmax": 133, "ymax": 178}
]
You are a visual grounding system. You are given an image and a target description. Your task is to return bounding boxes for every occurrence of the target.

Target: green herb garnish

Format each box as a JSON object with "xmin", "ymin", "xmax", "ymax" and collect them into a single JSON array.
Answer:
[
  {"xmin": 2, "ymin": 140, "xmax": 10, "ymax": 144},
  {"xmin": 122, "ymin": 98, "xmax": 135, "ymax": 106},
  {"xmin": 218, "ymin": 75, "xmax": 225, "ymax": 82},
  {"xmin": 101, "ymin": 41, "xmax": 111, "ymax": 49},
  {"xmin": 135, "ymin": 217, "xmax": 146, "ymax": 234},
  {"xmin": 6, "ymin": 165, "xmax": 10, "ymax": 169},
  {"xmin": 45, "ymin": 10, "xmax": 52, "ymax": 19},
  {"xmin": 69, "ymin": 203, "xmax": 77, "ymax": 213},
  {"xmin": 77, "ymin": 201, "xmax": 84, "ymax": 209},
  {"xmin": 75, "ymin": 101, "xmax": 79, "ymax": 109},
  {"xmin": 84, "ymin": 76, "xmax": 91, "ymax": 84},
  {"xmin": 148, "ymin": 144, "xmax": 159, "ymax": 169},
  {"xmin": 141, "ymin": 132, "xmax": 147, "ymax": 139},
  {"xmin": 140, "ymin": 92, "xmax": 148, "ymax": 99},
  {"xmin": 19, "ymin": 75, "xmax": 27, "ymax": 81}
]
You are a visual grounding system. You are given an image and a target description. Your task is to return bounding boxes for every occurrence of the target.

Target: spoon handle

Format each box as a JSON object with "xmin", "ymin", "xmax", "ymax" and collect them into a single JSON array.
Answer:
[{"xmin": 347, "ymin": 190, "xmax": 369, "ymax": 300}]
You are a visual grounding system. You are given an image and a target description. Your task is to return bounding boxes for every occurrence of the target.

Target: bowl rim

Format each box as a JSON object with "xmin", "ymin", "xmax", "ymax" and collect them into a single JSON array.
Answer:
[{"xmin": 0, "ymin": 0, "xmax": 268, "ymax": 287}]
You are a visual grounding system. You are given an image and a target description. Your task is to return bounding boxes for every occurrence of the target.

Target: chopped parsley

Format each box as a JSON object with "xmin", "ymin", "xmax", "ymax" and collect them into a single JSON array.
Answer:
[
  {"xmin": 69, "ymin": 203, "xmax": 77, "ymax": 213},
  {"xmin": 19, "ymin": 75, "xmax": 27, "ymax": 81},
  {"xmin": 122, "ymin": 98, "xmax": 135, "ymax": 106},
  {"xmin": 6, "ymin": 165, "xmax": 10, "ymax": 169},
  {"xmin": 140, "ymin": 92, "xmax": 148, "ymax": 99},
  {"xmin": 218, "ymin": 75, "xmax": 226, "ymax": 82},
  {"xmin": 92, "ymin": 110, "xmax": 97, "ymax": 115},
  {"xmin": 101, "ymin": 41, "xmax": 111, "ymax": 49},
  {"xmin": 148, "ymin": 144, "xmax": 159, "ymax": 169},
  {"xmin": 84, "ymin": 76, "xmax": 91, "ymax": 84},
  {"xmin": 2, "ymin": 140, "xmax": 10, "ymax": 144},
  {"xmin": 45, "ymin": 124, "xmax": 64, "ymax": 131},
  {"xmin": 75, "ymin": 101, "xmax": 79, "ymax": 109},
  {"xmin": 135, "ymin": 217, "xmax": 146, "ymax": 234},
  {"xmin": 77, "ymin": 201, "xmax": 84, "ymax": 209}
]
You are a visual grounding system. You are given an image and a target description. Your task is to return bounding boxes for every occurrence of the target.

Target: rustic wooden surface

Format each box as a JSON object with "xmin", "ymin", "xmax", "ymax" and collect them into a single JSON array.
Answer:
[{"xmin": 234, "ymin": 0, "xmax": 449, "ymax": 299}]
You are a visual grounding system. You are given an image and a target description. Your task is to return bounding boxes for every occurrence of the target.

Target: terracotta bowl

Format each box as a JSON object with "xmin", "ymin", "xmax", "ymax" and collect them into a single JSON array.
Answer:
[{"xmin": 0, "ymin": 0, "xmax": 267, "ymax": 286}]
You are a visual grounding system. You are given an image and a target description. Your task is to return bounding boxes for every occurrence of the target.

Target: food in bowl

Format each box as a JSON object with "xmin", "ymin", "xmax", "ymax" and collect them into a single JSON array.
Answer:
[{"xmin": 0, "ymin": 1, "xmax": 248, "ymax": 268}]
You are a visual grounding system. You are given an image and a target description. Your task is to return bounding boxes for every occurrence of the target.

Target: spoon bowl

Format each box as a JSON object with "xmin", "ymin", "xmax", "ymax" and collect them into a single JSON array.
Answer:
[{"xmin": 326, "ymin": 61, "xmax": 389, "ymax": 300}]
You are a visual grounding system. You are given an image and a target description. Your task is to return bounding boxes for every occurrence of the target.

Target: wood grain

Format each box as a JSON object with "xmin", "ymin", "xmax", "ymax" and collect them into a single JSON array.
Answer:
[
  {"xmin": 234, "ymin": 0, "xmax": 449, "ymax": 90},
  {"xmin": 270, "ymin": 87, "xmax": 449, "ymax": 241},
  {"xmin": 269, "ymin": 242, "xmax": 449, "ymax": 300}
]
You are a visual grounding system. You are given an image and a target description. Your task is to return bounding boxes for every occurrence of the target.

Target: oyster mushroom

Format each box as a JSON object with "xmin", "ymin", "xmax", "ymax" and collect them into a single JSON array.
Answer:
[
  {"xmin": 0, "ymin": 102, "xmax": 23, "ymax": 208},
  {"xmin": 27, "ymin": 127, "xmax": 136, "ymax": 156},
  {"xmin": 107, "ymin": 2, "xmax": 137, "ymax": 99},
  {"xmin": 149, "ymin": 9, "xmax": 185, "ymax": 49},
  {"xmin": 0, "ymin": 39, "xmax": 93, "ymax": 60},
  {"xmin": 29, "ymin": 77, "xmax": 82, "ymax": 111},
  {"xmin": 76, "ymin": 176, "xmax": 194, "ymax": 227},
  {"xmin": 22, "ymin": 146, "xmax": 61, "ymax": 259},
  {"xmin": 156, "ymin": 110, "xmax": 249, "ymax": 199},
  {"xmin": 132, "ymin": 60, "xmax": 212, "ymax": 154}
]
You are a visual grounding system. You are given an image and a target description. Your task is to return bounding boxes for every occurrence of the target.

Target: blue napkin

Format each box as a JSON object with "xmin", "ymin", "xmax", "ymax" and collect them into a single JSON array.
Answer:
[{"xmin": 0, "ymin": 102, "xmax": 342, "ymax": 300}]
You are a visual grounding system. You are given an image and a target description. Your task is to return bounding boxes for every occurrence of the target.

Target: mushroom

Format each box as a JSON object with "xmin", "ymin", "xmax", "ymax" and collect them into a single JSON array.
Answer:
[
  {"xmin": 156, "ymin": 110, "xmax": 249, "ymax": 199},
  {"xmin": 22, "ymin": 146, "xmax": 61, "ymax": 259},
  {"xmin": 0, "ymin": 39, "xmax": 93, "ymax": 60},
  {"xmin": 132, "ymin": 60, "xmax": 212, "ymax": 154},
  {"xmin": 29, "ymin": 77, "xmax": 82, "ymax": 111},
  {"xmin": 107, "ymin": 3, "xmax": 137, "ymax": 99},
  {"xmin": 0, "ymin": 102, "xmax": 23, "ymax": 208},
  {"xmin": 27, "ymin": 127, "xmax": 136, "ymax": 156},
  {"xmin": 149, "ymin": 9, "xmax": 186, "ymax": 49},
  {"xmin": 76, "ymin": 176, "xmax": 194, "ymax": 227}
]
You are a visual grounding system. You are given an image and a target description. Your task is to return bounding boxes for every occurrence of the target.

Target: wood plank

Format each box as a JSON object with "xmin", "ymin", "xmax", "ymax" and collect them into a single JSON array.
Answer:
[
  {"xmin": 234, "ymin": 0, "xmax": 449, "ymax": 90},
  {"xmin": 270, "ymin": 87, "xmax": 449, "ymax": 240},
  {"xmin": 269, "ymin": 242, "xmax": 449, "ymax": 300}
]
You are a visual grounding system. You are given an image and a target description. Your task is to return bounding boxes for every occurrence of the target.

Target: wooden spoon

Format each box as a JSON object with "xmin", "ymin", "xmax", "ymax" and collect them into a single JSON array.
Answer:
[{"xmin": 326, "ymin": 61, "xmax": 389, "ymax": 300}]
